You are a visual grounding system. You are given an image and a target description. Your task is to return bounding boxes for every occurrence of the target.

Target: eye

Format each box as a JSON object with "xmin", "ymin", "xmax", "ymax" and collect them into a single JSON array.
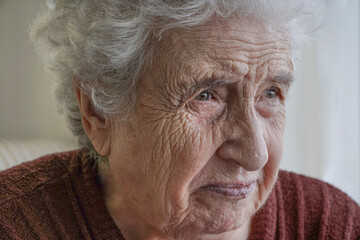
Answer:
[
  {"xmin": 195, "ymin": 90, "xmax": 213, "ymax": 101},
  {"xmin": 264, "ymin": 87, "xmax": 280, "ymax": 99}
]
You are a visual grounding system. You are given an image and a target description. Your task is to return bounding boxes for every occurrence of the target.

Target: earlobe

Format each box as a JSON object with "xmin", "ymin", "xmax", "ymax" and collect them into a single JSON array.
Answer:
[{"xmin": 74, "ymin": 83, "xmax": 111, "ymax": 156}]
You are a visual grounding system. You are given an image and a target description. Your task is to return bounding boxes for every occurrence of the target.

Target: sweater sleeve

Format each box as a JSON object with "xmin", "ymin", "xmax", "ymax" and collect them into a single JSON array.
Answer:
[
  {"xmin": 0, "ymin": 198, "xmax": 45, "ymax": 240},
  {"xmin": 0, "ymin": 150, "xmax": 124, "ymax": 240},
  {"xmin": 277, "ymin": 171, "xmax": 360, "ymax": 240},
  {"xmin": 0, "ymin": 152, "xmax": 85, "ymax": 239}
]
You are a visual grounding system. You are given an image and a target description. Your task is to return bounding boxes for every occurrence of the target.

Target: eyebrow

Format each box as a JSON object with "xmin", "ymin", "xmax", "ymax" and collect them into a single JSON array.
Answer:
[
  {"xmin": 266, "ymin": 72, "xmax": 294, "ymax": 85},
  {"xmin": 189, "ymin": 77, "xmax": 237, "ymax": 91},
  {"xmin": 188, "ymin": 72, "xmax": 294, "ymax": 92}
]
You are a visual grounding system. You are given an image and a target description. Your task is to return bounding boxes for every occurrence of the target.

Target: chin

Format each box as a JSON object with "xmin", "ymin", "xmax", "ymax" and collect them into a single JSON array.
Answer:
[
  {"xmin": 168, "ymin": 185, "xmax": 258, "ymax": 238},
  {"xmin": 168, "ymin": 207, "xmax": 249, "ymax": 240}
]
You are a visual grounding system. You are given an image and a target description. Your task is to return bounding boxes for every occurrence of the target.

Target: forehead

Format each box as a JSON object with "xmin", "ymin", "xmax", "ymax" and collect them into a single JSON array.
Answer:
[{"xmin": 149, "ymin": 16, "xmax": 293, "ymax": 89}]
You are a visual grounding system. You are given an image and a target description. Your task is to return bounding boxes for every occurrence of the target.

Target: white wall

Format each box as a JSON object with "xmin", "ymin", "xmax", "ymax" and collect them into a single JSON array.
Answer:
[
  {"xmin": 0, "ymin": 0, "xmax": 74, "ymax": 141},
  {"xmin": 281, "ymin": 0, "xmax": 360, "ymax": 203}
]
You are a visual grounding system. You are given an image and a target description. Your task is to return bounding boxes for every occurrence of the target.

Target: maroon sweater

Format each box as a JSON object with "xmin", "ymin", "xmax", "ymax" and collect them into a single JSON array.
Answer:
[{"xmin": 0, "ymin": 150, "xmax": 359, "ymax": 239}]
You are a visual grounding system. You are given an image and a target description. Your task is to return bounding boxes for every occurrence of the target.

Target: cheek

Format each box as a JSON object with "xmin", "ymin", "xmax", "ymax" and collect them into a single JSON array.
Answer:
[
  {"xmin": 258, "ymin": 109, "xmax": 286, "ymax": 197},
  {"xmin": 106, "ymin": 115, "xmax": 212, "ymax": 226},
  {"xmin": 261, "ymin": 103, "xmax": 287, "ymax": 139},
  {"xmin": 123, "ymin": 112, "xmax": 217, "ymax": 221},
  {"xmin": 263, "ymin": 132, "xmax": 283, "ymax": 178},
  {"xmin": 157, "ymin": 115, "xmax": 215, "ymax": 196},
  {"xmin": 265, "ymin": 108, "xmax": 286, "ymax": 160}
]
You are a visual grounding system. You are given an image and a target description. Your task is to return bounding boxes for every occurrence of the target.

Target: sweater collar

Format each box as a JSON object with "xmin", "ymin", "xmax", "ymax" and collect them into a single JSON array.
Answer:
[{"xmin": 69, "ymin": 149, "xmax": 124, "ymax": 239}]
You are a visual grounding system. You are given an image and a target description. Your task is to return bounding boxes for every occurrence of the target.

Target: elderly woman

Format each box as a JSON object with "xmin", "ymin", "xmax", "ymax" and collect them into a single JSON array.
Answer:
[{"xmin": 0, "ymin": 0, "xmax": 359, "ymax": 239}]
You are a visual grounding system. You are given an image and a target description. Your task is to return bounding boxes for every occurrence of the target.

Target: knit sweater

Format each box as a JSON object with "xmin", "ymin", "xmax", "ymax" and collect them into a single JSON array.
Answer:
[{"xmin": 0, "ymin": 150, "xmax": 359, "ymax": 239}]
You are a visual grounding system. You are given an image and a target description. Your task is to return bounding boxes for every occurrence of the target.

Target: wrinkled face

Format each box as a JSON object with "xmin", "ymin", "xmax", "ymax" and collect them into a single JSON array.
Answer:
[{"xmin": 104, "ymin": 17, "xmax": 293, "ymax": 239}]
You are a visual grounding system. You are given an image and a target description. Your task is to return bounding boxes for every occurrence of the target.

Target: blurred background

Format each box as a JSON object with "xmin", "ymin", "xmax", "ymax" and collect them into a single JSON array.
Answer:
[{"xmin": 0, "ymin": 0, "xmax": 359, "ymax": 203}]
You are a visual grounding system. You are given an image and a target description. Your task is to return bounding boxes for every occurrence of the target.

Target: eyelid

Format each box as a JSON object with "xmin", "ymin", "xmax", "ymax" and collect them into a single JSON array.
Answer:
[
  {"xmin": 268, "ymin": 86, "xmax": 281, "ymax": 92},
  {"xmin": 183, "ymin": 78, "xmax": 235, "ymax": 102},
  {"xmin": 267, "ymin": 81, "xmax": 287, "ymax": 94},
  {"xmin": 269, "ymin": 78, "xmax": 291, "ymax": 93}
]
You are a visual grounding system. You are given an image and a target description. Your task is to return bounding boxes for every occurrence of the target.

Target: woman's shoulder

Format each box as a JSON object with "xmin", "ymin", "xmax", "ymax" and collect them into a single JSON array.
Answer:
[
  {"xmin": 276, "ymin": 170, "xmax": 360, "ymax": 238},
  {"xmin": 0, "ymin": 149, "xmax": 98, "ymax": 239},
  {"xmin": 0, "ymin": 150, "xmax": 80, "ymax": 204}
]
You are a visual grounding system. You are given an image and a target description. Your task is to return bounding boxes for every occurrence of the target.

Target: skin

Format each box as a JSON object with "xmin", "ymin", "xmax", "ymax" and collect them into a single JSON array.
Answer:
[{"xmin": 76, "ymin": 16, "xmax": 293, "ymax": 240}]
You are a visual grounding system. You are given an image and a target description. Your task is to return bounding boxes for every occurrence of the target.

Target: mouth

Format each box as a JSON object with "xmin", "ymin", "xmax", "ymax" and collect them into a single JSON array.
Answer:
[{"xmin": 200, "ymin": 181, "xmax": 256, "ymax": 199}]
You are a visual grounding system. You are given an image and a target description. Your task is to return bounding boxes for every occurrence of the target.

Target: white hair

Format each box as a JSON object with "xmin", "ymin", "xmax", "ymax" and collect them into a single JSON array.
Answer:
[{"xmin": 31, "ymin": 0, "xmax": 325, "ymax": 153}]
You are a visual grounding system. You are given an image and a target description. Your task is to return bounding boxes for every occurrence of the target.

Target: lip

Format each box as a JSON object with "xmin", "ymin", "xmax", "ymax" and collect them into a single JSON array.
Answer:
[{"xmin": 200, "ymin": 181, "xmax": 256, "ymax": 198}]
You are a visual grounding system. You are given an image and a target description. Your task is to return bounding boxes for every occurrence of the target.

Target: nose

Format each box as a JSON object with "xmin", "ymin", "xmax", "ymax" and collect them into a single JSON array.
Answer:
[{"xmin": 216, "ymin": 107, "xmax": 268, "ymax": 171}]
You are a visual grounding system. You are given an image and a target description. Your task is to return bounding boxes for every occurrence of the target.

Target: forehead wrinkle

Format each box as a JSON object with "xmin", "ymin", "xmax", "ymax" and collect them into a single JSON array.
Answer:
[
  {"xmin": 147, "ymin": 17, "xmax": 293, "ymax": 102},
  {"xmin": 193, "ymin": 35, "xmax": 292, "ymax": 72},
  {"xmin": 179, "ymin": 22, "xmax": 290, "ymax": 53},
  {"xmin": 148, "ymin": 38, "xmax": 191, "ymax": 93},
  {"xmin": 201, "ymin": 36, "xmax": 290, "ymax": 52},
  {"xmin": 254, "ymin": 58, "xmax": 293, "ymax": 84},
  {"xmin": 185, "ymin": 14, "xmax": 288, "ymax": 43},
  {"xmin": 207, "ymin": 41, "xmax": 292, "ymax": 67},
  {"xmin": 168, "ymin": 24, "xmax": 290, "ymax": 63}
]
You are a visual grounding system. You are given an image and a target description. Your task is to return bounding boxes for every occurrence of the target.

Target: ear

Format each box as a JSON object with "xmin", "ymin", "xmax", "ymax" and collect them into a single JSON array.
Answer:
[{"xmin": 74, "ymin": 83, "xmax": 111, "ymax": 156}]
